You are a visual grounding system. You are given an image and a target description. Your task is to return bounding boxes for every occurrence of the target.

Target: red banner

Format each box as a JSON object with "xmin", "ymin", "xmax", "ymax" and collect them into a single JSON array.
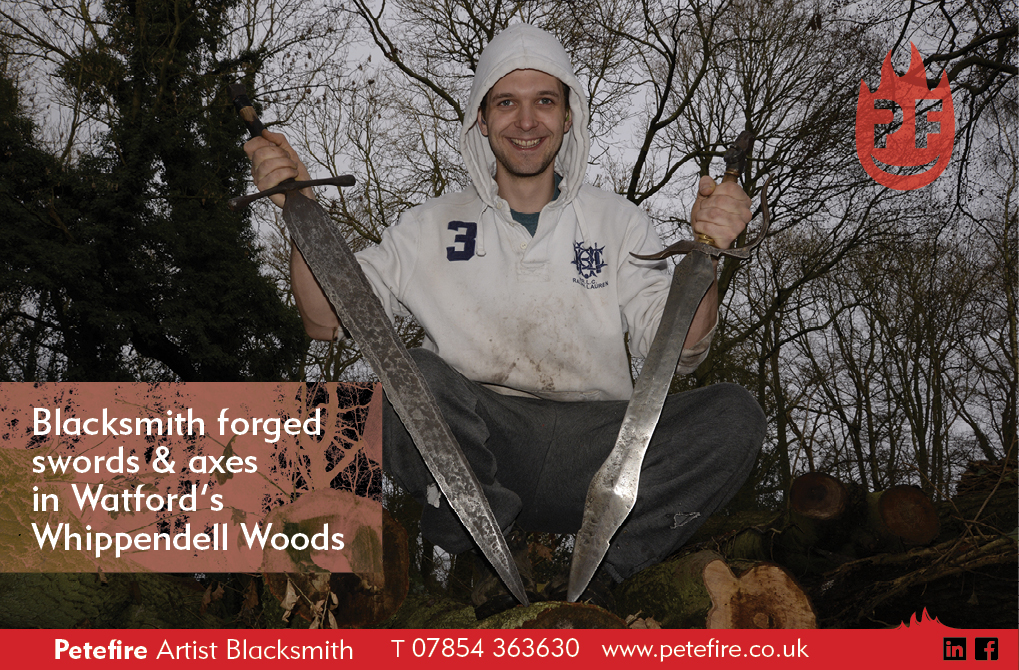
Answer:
[{"xmin": 1, "ymin": 615, "xmax": 1016, "ymax": 668}]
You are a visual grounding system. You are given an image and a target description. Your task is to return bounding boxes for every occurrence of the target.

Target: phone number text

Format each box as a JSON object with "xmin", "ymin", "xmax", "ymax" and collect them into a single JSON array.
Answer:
[{"xmin": 390, "ymin": 637, "xmax": 580, "ymax": 659}]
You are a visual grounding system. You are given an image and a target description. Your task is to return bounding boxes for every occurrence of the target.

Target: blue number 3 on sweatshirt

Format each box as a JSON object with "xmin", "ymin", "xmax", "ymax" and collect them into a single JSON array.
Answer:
[{"xmin": 446, "ymin": 221, "xmax": 477, "ymax": 261}]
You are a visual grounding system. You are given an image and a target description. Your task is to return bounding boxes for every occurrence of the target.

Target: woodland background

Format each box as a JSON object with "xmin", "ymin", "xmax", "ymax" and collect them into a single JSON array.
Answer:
[{"xmin": 1, "ymin": 0, "xmax": 1015, "ymax": 627}]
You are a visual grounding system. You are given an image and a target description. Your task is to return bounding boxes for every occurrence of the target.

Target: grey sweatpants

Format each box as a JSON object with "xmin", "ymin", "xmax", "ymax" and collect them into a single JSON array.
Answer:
[{"xmin": 382, "ymin": 348, "xmax": 766, "ymax": 582}]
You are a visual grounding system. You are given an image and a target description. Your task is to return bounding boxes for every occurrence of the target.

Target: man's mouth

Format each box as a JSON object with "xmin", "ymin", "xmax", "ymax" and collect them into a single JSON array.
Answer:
[{"xmin": 510, "ymin": 138, "xmax": 543, "ymax": 149}]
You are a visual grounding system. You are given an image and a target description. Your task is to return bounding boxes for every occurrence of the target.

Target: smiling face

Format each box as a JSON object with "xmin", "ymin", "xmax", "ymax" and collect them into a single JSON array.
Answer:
[{"xmin": 478, "ymin": 69, "xmax": 572, "ymax": 184}]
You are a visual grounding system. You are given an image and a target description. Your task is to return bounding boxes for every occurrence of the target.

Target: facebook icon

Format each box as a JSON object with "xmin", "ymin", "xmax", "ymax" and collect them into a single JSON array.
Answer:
[
  {"xmin": 943, "ymin": 637, "xmax": 967, "ymax": 661},
  {"xmin": 975, "ymin": 638, "xmax": 999, "ymax": 661}
]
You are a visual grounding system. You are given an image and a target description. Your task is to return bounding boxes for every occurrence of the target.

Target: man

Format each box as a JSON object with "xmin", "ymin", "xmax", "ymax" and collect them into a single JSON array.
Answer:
[{"xmin": 246, "ymin": 24, "xmax": 766, "ymax": 615}]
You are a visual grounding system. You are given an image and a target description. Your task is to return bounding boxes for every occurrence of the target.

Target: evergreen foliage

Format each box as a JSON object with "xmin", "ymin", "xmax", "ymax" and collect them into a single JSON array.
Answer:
[{"xmin": 0, "ymin": 1, "xmax": 305, "ymax": 382}]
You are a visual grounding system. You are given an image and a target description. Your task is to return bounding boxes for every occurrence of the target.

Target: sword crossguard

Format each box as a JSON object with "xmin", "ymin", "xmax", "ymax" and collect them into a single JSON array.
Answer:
[{"xmin": 227, "ymin": 176, "xmax": 356, "ymax": 211}]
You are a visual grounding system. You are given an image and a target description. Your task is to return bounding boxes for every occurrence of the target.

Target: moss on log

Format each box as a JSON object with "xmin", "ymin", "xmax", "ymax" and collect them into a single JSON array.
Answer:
[
  {"xmin": 615, "ymin": 550, "xmax": 816, "ymax": 629},
  {"xmin": 0, "ymin": 572, "xmax": 224, "ymax": 628},
  {"xmin": 380, "ymin": 593, "xmax": 625, "ymax": 629}
]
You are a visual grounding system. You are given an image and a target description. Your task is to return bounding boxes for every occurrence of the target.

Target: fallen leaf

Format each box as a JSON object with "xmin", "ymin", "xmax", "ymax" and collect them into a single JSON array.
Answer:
[
  {"xmin": 241, "ymin": 579, "xmax": 260, "ymax": 612},
  {"xmin": 280, "ymin": 578, "xmax": 299, "ymax": 623}
]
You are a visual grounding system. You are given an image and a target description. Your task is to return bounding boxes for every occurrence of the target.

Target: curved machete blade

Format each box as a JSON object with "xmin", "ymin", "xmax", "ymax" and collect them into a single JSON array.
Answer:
[
  {"xmin": 567, "ymin": 251, "xmax": 716, "ymax": 601},
  {"xmin": 567, "ymin": 128, "xmax": 769, "ymax": 601}
]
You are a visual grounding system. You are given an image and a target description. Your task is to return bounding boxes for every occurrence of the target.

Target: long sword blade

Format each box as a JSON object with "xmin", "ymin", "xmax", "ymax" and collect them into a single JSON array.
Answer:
[
  {"xmin": 567, "ymin": 251, "xmax": 716, "ymax": 601},
  {"xmin": 283, "ymin": 192, "xmax": 529, "ymax": 606}
]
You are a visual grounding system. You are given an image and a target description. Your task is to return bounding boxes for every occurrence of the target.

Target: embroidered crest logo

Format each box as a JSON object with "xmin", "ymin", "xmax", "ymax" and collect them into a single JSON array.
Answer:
[{"xmin": 572, "ymin": 241, "xmax": 607, "ymax": 279}]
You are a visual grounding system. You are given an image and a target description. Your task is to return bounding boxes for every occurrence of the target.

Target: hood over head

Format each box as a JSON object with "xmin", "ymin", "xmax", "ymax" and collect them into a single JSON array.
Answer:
[{"xmin": 460, "ymin": 23, "xmax": 590, "ymax": 210}]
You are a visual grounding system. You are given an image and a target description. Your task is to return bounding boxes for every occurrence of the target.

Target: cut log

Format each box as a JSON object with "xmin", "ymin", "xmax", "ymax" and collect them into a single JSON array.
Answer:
[
  {"xmin": 331, "ymin": 508, "xmax": 409, "ymax": 627},
  {"xmin": 708, "ymin": 477, "xmax": 863, "ymax": 575},
  {"xmin": 865, "ymin": 485, "xmax": 941, "ymax": 551},
  {"xmin": 776, "ymin": 479, "xmax": 938, "ymax": 564},
  {"xmin": 790, "ymin": 472, "xmax": 848, "ymax": 520},
  {"xmin": 258, "ymin": 489, "xmax": 387, "ymax": 628},
  {"xmin": 772, "ymin": 480, "xmax": 867, "ymax": 574},
  {"xmin": 703, "ymin": 477, "xmax": 943, "ymax": 580},
  {"xmin": 704, "ymin": 559, "xmax": 817, "ymax": 628},
  {"xmin": 615, "ymin": 550, "xmax": 816, "ymax": 628}
]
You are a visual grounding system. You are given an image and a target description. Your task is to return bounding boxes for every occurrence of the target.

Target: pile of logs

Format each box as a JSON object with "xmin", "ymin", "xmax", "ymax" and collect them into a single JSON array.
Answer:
[
  {"xmin": 715, "ymin": 475, "xmax": 943, "ymax": 575},
  {"xmin": 359, "ymin": 462, "xmax": 1016, "ymax": 630},
  {"xmin": 678, "ymin": 466, "xmax": 1017, "ymax": 629}
]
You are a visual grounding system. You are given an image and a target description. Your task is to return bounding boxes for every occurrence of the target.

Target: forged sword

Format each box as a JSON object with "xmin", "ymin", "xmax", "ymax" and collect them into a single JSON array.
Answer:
[
  {"xmin": 567, "ymin": 130, "xmax": 770, "ymax": 602},
  {"xmin": 228, "ymin": 84, "xmax": 529, "ymax": 607}
]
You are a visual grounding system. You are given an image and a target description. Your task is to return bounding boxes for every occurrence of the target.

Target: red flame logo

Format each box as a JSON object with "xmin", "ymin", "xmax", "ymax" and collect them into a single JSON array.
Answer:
[
  {"xmin": 896, "ymin": 608, "xmax": 943, "ymax": 629},
  {"xmin": 856, "ymin": 43, "xmax": 954, "ymax": 190}
]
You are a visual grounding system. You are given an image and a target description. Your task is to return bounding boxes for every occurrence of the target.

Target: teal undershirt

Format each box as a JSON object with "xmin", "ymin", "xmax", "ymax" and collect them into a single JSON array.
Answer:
[{"xmin": 510, "ymin": 173, "xmax": 562, "ymax": 237}]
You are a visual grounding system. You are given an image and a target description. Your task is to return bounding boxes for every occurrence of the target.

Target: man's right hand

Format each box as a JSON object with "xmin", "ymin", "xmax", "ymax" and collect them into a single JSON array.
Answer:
[{"xmin": 243, "ymin": 131, "xmax": 313, "ymax": 208}]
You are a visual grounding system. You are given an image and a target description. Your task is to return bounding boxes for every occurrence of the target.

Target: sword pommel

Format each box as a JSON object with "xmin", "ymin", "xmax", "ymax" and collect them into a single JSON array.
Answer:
[
  {"xmin": 722, "ymin": 129, "xmax": 756, "ymax": 183},
  {"xmin": 229, "ymin": 83, "xmax": 267, "ymax": 140}
]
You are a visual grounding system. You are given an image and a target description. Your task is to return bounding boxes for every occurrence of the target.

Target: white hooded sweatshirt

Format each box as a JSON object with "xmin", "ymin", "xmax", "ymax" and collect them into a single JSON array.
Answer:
[{"xmin": 355, "ymin": 23, "xmax": 711, "ymax": 401}]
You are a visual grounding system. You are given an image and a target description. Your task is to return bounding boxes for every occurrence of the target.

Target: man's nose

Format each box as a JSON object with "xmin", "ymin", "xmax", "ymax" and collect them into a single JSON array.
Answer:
[{"xmin": 516, "ymin": 105, "xmax": 538, "ymax": 130}]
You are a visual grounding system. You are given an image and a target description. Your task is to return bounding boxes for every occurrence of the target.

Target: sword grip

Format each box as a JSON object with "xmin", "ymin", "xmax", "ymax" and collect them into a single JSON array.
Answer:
[
  {"xmin": 228, "ymin": 82, "xmax": 299, "ymax": 208},
  {"xmin": 229, "ymin": 83, "xmax": 267, "ymax": 140}
]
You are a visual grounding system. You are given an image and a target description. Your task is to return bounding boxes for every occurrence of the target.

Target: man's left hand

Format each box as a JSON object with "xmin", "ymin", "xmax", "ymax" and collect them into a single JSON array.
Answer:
[{"xmin": 689, "ymin": 175, "xmax": 752, "ymax": 249}]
